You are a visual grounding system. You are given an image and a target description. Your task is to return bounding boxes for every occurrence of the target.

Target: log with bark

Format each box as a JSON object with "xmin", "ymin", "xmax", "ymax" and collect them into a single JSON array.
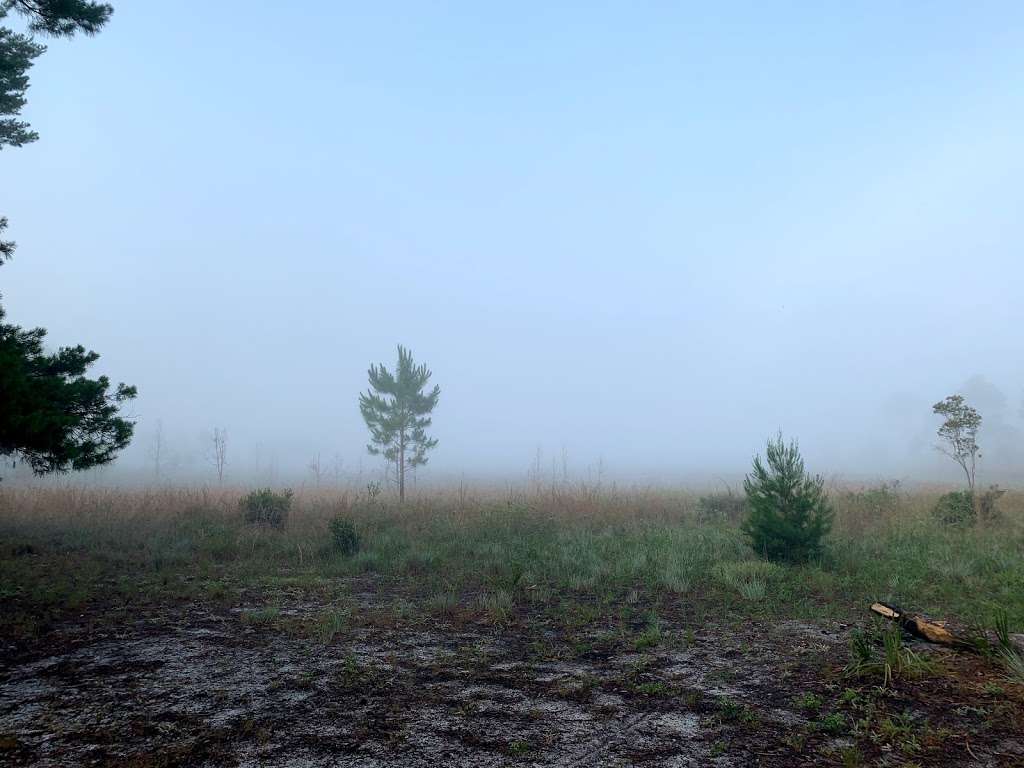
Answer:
[{"xmin": 870, "ymin": 602, "xmax": 971, "ymax": 648}]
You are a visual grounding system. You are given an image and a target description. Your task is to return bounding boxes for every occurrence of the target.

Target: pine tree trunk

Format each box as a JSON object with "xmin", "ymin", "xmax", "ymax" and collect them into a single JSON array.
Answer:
[{"xmin": 398, "ymin": 432, "xmax": 405, "ymax": 503}]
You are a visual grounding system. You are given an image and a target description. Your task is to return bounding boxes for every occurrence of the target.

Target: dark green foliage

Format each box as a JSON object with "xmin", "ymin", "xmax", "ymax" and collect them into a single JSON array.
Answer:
[
  {"xmin": 0, "ymin": 22, "xmax": 43, "ymax": 149},
  {"xmin": 817, "ymin": 712, "xmax": 846, "ymax": 736},
  {"xmin": 932, "ymin": 490, "xmax": 975, "ymax": 526},
  {"xmin": 741, "ymin": 434, "xmax": 833, "ymax": 563},
  {"xmin": 932, "ymin": 486, "xmax": 1005, "ymax": 527},
  {"xmin": 0, "ymin": 305, "xmax": 136, "ymax": 474},
  {"xmin": 697, "ymin": 491, "xmax": 747, "ymax": 524},
  {"xmin": 1, "ymin": 0, "xmax": 114, "ymax": 252},
  {"xmin": 328, "ymin": 516, "xmax": 361, "ymax": 556},
  {"xmin": 0, "ymin": 1, "xmax": 131, "ymax": 477},
  {"xmin": 240, "ymin": 488, "xmax": 293, "ymax": 529},
  {"xmin": 0, "ymin": 1, "xmax": 112, "ymax": 149},
  {"xmin": 4, "ymin": 1, "xmax": 112, "ymax": 37},
  {"xmin": 0, "ymin": 216, "xmax": 14, "ymax": 264},
  {"xmin": 359, "ymin": 345, "xmax": 440, "ymax": 502}
]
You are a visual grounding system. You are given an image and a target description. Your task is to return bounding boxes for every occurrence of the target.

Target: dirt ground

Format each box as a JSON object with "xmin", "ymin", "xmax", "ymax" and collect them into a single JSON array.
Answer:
[{"xmin": 2, "ymin": 591, "xmax": 1023, "ymax": 767}]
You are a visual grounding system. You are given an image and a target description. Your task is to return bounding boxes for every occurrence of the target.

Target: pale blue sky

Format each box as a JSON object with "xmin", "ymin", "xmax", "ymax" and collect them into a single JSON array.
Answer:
[{"xmin": 4, "ymin": 2, "xmax": 1023, "ymax": 482}]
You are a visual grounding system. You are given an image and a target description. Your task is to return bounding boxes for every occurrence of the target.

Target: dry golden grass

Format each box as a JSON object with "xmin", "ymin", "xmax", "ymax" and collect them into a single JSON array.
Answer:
[{"xmin": 2, "ymin": 481, "xmax": 1021, "ymax": 531}]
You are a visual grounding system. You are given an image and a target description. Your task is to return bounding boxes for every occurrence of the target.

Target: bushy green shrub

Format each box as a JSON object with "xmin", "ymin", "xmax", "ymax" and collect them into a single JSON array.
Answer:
[
  {"xmin": 741, "ymin": 434, "xmax": 833, "ymax": 563},
  {"xmin": 932, "ymin": 490, "xmax": 974, "ymax": 526},
  {"xmin": 328, "ymin": 515, "xmax": 361, "ymax": 555},
  {"xmin": 697, "ymin": 491, "xmax": 747, "ymax": 524},
  {"xmin": 240, "ymin": 488, "xmax": 293, "ymax": 529},
  {"xmin": 932, "ymin": 486, "xmax": 1006, "ymax": 527}
]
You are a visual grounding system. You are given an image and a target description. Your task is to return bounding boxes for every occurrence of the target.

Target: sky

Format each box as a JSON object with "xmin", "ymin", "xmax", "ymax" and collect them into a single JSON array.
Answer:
[{"xmin": 3, "ymin": 2, "xmax": 1024, "ymax": 485}]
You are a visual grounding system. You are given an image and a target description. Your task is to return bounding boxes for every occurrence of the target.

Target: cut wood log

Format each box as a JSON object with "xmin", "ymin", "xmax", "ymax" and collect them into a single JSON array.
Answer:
[{"xmin": 870, "ymin": 602, "xmax": 966, "ymax": 648}]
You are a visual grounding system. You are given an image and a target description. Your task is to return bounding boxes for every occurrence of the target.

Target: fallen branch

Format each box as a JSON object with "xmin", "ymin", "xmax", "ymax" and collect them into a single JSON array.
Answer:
[{"xmin": 870, "ymin": 602, "xmax": 968, "ymax": 648}]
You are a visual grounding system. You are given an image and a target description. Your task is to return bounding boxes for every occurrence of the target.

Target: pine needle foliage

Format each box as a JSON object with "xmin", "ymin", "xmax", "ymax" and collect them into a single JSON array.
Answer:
[
  {"xmin": 0, "ymin": 305, "xmax": 136, "ymax": 475},
  {"xmin": 741, "ymin": 434, "xmax": 833, "ymax": 563},
  {"xmin": 4, "ymin": 1, "xmax": 112, "ymax": 37},
  {"xmin": 0, "ymin": 20, "xmax": 43, "ymax": 149},
  {"xmin": 0, "ymin": 217, "xmax": 15, "ymax": 265},
  {"xmin": 359, "ymin": 345, "xmax": 440, "ymax": 502},
  {"xmin": 0, "ymin": 1, "xmax": 134, "ymax": 476},
  {"xmin": 1, "ymin": 1, "xmax": 113, "ymax": 150}
]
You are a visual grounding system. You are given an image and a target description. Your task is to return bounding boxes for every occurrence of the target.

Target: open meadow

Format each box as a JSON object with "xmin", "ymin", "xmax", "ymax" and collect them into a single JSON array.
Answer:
[
  {"xmin": 2, "ymin": 484, "xmax": 1023, "ymax": 767},
  {"xmin": 4, "ymin": 2, "xmax": 1024, "ymax": 767}
]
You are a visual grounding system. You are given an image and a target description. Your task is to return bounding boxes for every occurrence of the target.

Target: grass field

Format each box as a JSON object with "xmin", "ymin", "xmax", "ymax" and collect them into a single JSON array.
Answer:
[{"xmin": 2, "ymin": 483, "xmax": 1023, "ymax": 766}]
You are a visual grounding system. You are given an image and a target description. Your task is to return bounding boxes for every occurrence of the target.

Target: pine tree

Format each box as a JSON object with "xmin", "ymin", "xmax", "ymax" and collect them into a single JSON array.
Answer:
[
  {"xmin": 0, "ymin": 1, "xmax": 135, "ymax": 476},
  {"xmin": 0, "ymin": 21, "xmax": 43, "ymax": 150},
  {"xmin": 359, "ymin": 345, "xmax": 440, "ymax": 502},
  {"xmin": 741, "ymin": 434, "xmax": 833, "ymax": 563},
  {"xmin": 1, "ymin": 1, "xmax": 112, "ymax": 149},
  {"xmin": 0, "ymin": 217, "xmax": 15, "ymax": 265},
  {"xmin": 0, "ymin": 304, "xmax": 136, "ymax": 474}
]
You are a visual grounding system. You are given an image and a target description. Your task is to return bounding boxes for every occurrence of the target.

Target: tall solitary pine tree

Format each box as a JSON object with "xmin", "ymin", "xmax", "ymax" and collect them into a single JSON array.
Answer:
[{"xmin": 359, "ymin": 346, "xmax": 440, "ymax": 502}]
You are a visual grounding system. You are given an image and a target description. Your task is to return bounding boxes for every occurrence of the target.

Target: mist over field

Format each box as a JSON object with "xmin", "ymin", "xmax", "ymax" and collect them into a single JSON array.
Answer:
[
  {"xmin": 4, "ymin": 3, "xmax": 1023, "ymax": 486},
  {"xmin": 9, "ymin": 6, "xmax": 1024, "ymax": 766}
]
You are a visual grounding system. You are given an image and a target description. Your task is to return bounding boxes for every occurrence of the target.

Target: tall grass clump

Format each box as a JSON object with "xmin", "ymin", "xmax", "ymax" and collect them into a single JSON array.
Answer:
[
  {"xmin": 844, "ymin": 624, "xmax": 932, "ymax": 687},
  {"xmin": 741, "ymin": 434, "xmax": 832, "ymax": 563},
  {"xmin": 713, "ymin": 560, "xmax": 782, "ymax": 602},
  {"xmin": 994, "ymin": 609, "xmax": 1024, "ymax": 684}
]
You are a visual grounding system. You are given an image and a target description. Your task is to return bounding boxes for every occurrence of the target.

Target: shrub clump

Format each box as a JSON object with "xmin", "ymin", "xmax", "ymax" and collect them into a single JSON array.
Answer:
[
  {"xmin": 240, "ymin": 488, "xmax": 293, "ymax": 529},
  {"xmin": 328, "ymin": 515, "xmax": 361, "ymax": 555},
  {"xmin": 979, "ymin": 486, "xmax": 1007, "ymax": 523},
  {"xmin": 697, "ymin": 491, "xmax": 747, "ymax": 524},
  {"xmin": 932, "ymin": 486, "xmax": 1005, "ymax": 527},
  {"xmin": 741, "ymin": 434, "xmax": 833, "ymax": 563},
  {"xmin": 932, "ymin": 489, "xmax": 974, "ymax": 526}
]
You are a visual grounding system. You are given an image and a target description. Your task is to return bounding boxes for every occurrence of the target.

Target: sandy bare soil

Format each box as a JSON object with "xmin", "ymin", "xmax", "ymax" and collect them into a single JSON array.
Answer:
[{"xmin": 2, "ymin": 593, "xmax": 1022, "ymax": 768}]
